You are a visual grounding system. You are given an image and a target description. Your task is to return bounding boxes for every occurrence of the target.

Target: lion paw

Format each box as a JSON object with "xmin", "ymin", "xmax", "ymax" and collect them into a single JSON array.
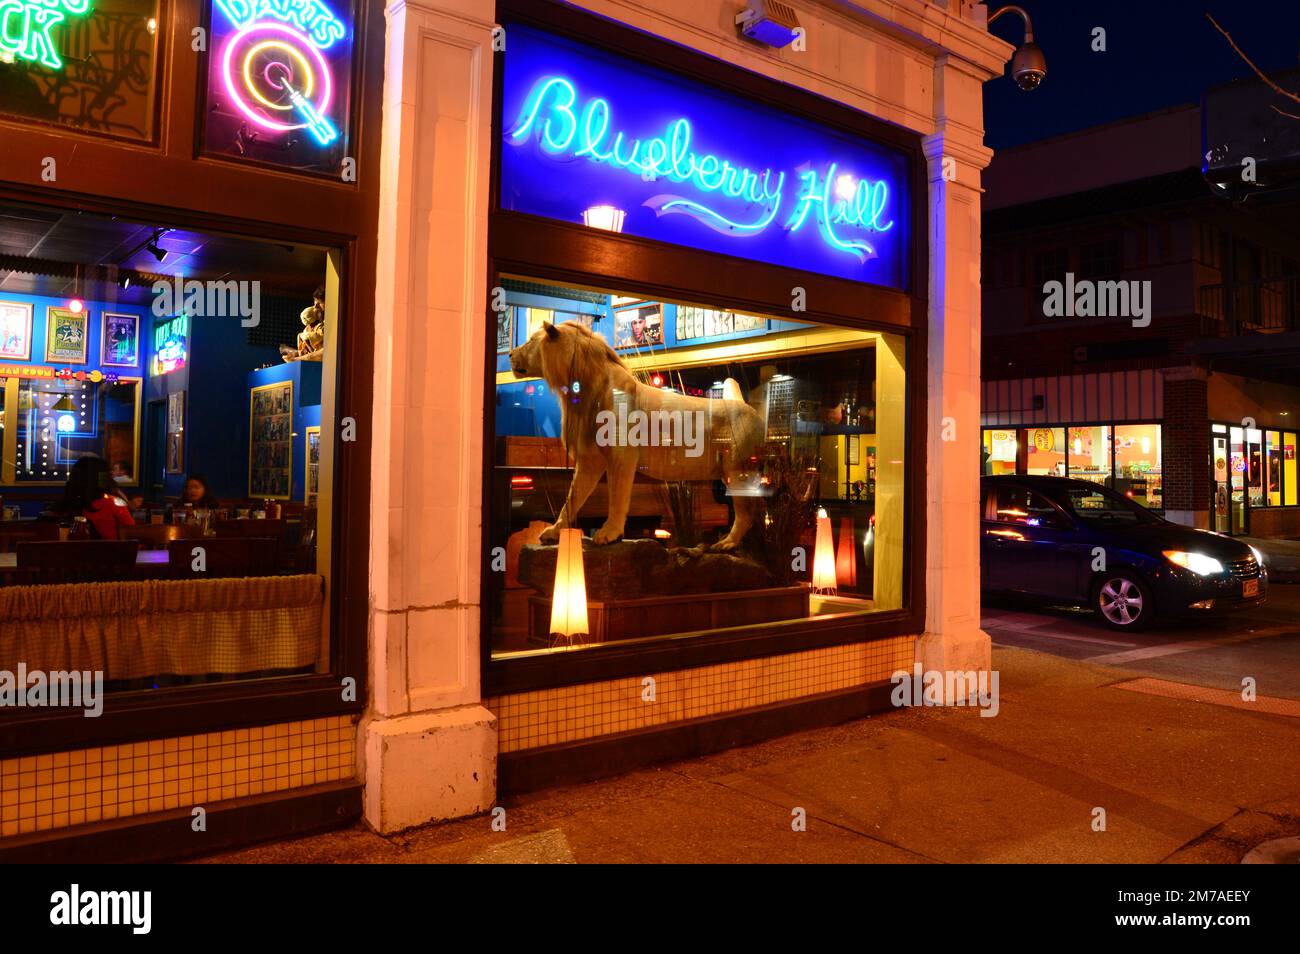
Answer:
[
  {"xmin": 711, "ymin": 538, "xmax": 739, "ymax": 553},
  {"xmin": 592, "ymin": 526, "xmax": 623, "ymax": 546},
  {"xmin": 539, "ymin": 524, "xmax": 561, "ymax": 544}
]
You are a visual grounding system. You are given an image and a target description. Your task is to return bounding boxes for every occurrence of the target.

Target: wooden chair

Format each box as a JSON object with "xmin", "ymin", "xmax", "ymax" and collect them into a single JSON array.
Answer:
[
  {"xmin": 168, "ymin": 537, "xmax": 278, "ymax": 578},
  {"xmin": 214, "ymin": 518, "xmax": 284, "ymax": 539},
  {"xmin": 120, "ymin": 524, "xmax": 205, "ymax": 550},
  {"xmin": 0, "ymin": 522, "xmax": 61, "ymax": 553},
  {"xmin": 14, "ymin": 540, "xmax": 140, "ymax": 584}
]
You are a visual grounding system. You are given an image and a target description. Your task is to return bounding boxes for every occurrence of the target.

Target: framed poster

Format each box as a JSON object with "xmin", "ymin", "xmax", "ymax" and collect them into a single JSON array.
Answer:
[
  {"xmin": 847, "ymin": 434, "xmax": 861, "ymax": 466},
  {"xmin": 249, "ymin": 380, "xmax": 294, "ymax": 499},
  {"xmin": 496, "ymin": 310, "xmax": 513, "ymax": 353},
  {"xmin": 613, "ymin": 305, "xmax": 662, "ymax": 349},
  {"xmin": 44, "ymin": 307, "xmax": 88, "ymax": 364},
  {"xmin": 166, "ymin": 390, "xmax": 186, "ymax": 474},
  {"xmin": 0, "ymin": 301, "xmax": 32, "ymax": 360},
  {"xmin": 101, "ymin": 313, "xmax": 140, "ymax": 367},
  {"xmin": 305, "ymin": 426, "xmax": 322, "ymax": 505}
]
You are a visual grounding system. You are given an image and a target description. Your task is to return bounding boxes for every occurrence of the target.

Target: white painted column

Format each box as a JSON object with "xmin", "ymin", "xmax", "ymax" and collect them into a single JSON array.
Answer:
[
  {"xmin": 362, "ymin": 0, "xmax": 498, "ymax": 833},
  {"xmin": 916, "ymin": 55, "xmax": 996, "ymax": 686}
]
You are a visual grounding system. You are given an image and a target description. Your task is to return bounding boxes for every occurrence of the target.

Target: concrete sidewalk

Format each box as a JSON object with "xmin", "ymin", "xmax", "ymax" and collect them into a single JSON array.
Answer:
[{"xmin": 201, "ymin": 646, "xmax": 1300, "ymax": 864}]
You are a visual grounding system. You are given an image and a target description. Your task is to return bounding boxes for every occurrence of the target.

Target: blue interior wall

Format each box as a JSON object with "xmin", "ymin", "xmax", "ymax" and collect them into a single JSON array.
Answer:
[{"xmin": 183, "ymin": 316, "xmax": 281, "ymax": 500}]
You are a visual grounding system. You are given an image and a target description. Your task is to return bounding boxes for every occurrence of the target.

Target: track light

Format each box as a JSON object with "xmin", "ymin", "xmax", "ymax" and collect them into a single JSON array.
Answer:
[{"xmin": 145, "ymin": 227, "xmax": 170, "ymax": 263}]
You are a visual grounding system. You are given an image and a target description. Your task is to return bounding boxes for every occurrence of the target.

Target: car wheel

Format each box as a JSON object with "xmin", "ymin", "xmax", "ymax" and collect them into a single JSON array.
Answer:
[{"xmin": 1093, "ymin": 571, "xmax": 1153, "ymax": 630}]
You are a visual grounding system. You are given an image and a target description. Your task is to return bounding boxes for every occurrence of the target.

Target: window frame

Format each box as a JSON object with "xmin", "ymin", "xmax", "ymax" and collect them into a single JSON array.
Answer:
[
  {"xmin": 1207, "ymin": 419, "xmax": 1299, "ymax": 523},
  {"xmin": 0, "ymin": 0, "xmax": 171, "ymax": 146},
  {"xmin": 980, "ymin": 421, "xmax": 1165, "ymax": 511},
  {"xmin": 0, "ymin": 192, "xmax": 374, "ymax": 759},
  {"xmin": 482, "ymin": 0, "xmax": 930, "ymax": 696}
]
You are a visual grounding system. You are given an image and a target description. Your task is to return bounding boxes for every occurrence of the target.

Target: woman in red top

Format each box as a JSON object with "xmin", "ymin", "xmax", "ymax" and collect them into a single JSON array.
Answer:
[{"xmin": 58, "ymin": 457, "xmax": 135, "ymax": 539}]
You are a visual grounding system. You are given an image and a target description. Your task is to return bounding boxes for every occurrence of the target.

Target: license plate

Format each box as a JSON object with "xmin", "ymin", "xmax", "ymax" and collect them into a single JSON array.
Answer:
[{"xmin": 1242, "ymin": 579, "xmax": 1259, "ymax": 598}]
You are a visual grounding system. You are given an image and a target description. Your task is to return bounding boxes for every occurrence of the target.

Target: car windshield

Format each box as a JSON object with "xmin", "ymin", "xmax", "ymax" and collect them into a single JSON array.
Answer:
[{"xmin": 1058, "ymin": 485, "xmax": 1163, "ymax": 526}]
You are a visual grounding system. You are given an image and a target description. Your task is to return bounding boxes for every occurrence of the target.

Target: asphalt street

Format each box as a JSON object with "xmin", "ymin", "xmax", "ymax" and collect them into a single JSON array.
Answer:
[{"xmin": 982, "ymin": 582, "xmax": 1300, "ymax": 700}]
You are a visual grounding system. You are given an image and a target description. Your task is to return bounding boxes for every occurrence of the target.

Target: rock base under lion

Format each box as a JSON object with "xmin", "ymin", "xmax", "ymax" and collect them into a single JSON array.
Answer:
[{"xmin": 517, "ymin": 538, "xmax": 808, "ymax": 645}]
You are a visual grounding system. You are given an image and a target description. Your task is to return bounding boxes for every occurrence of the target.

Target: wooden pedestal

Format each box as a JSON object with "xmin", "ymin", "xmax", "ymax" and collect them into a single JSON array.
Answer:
[{"xmin": 527, "ymin": 585, "xmax": 810, "ymax": 646}]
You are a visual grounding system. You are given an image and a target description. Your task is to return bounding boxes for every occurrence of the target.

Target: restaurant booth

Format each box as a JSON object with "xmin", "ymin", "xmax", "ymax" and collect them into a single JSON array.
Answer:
[
  {"xmin": 0, "ymin": 0, "xmax": 383, "ymax": 859},
  {"xmin": 361, "ymin": 0, "xmax": 1012, "ymax": 833}
]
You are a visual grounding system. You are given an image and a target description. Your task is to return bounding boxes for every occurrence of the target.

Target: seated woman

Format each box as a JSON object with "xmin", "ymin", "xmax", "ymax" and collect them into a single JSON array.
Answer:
[
  {"xmin": 180, "ymin": 474, "xmax": 221, "ymax": 511},
  {"xmin": 58, "ymin": 457, "xmax": 134, "ymax": 540}
]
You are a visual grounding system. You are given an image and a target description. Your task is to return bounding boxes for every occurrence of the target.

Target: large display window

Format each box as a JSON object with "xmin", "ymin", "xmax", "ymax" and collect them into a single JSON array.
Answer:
[
  {"xmin": 1067, "ymin": 425, "xmax": 1111, "ymax": 485},
  {"xmin": 1113, "ymin": 423, "xmax": 1161, "ymax": 507},
  {"xmin": 981, "ymin": 429, "xmax": 1017, "ymax": 475},
  {"xmin": 488, "ymin": 277, "xmax": 908, "ymax": 657},
  {"xmin": 0, "ymin": 198, "xmax": 341, "ymax": 696},
  {"xmin": 486, "ymin": 2, "xmax": 925, "ymax": 695},
  {"xmin": 1024, "ymin": 426, "xmax": 1064, "ymax": 476},
  {"xmin": 981, "ymin": 422, "xmax": 1163, "ymax": 509}
]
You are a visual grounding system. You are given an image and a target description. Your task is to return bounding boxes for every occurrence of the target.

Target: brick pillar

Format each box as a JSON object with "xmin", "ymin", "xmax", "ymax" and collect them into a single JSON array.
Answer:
[{"xmin": 1162, "ymin": 369, "xmax": 1209, "ymax": 528}]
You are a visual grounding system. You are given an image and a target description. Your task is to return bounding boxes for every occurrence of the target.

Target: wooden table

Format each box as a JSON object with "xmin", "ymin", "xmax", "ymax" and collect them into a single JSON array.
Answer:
[{"xmin": 0, "ymin": 550, "xmax": 171, "ymax": 569}]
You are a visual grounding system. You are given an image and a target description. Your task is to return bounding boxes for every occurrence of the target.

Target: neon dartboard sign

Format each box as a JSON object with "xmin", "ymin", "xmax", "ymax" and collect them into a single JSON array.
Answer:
[{"xmin": 203, "ymin": 0, "xmax": 355, "ymax": 174}]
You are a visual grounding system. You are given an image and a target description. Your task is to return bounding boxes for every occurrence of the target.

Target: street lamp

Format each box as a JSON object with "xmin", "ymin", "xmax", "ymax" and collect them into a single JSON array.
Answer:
[{"xmin": 988, "ymin": 5, "xmax": 1046, "ymax": 91}]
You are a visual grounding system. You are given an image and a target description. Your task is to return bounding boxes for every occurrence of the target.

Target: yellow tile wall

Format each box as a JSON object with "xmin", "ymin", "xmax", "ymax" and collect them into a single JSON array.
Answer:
[
  {"xmin": 0, "ymin": 715, "xmax": 357, "ymax": 839},
  {"xmin": 486, "ymin": 636, "xmax": 916, "ymax": 753}
]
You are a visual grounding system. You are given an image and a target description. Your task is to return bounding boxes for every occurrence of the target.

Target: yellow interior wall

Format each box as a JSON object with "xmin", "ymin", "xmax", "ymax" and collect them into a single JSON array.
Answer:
[{"xmin": 1286, "ymin": 432, "xmax": 1297, "ymax": 506}]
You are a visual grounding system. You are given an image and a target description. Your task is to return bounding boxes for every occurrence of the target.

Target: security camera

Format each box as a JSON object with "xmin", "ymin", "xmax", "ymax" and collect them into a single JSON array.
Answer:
[
  {"xmin": 1010, "ymin": 41, "xmax": 1046, "ymax": 91},
  {"xmin": 988, "ymin": 5, "xmax": 1046, "ymax": 92}
]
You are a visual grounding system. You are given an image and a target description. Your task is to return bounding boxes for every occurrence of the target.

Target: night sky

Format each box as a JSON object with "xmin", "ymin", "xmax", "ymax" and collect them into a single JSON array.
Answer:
[{"xmin": 983, "ymin": 1, "xmax": 1300, "ymax": 149}]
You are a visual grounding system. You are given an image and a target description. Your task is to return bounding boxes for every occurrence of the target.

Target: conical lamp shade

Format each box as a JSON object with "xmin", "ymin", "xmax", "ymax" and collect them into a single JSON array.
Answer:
[
  {"xmin": 549, "ymin": 528, "xmax": 589, "ymax": 644},
  {"xmin": 811, "ymin": 509, "xmax": 837, "ymax": 594},
  {"xmin": 835, "ymin": 516, "xmax": 857, "ymax": 589},
  {"xmin": 51, "ymin": 394, "xmax": 77, "ymax": 412}
]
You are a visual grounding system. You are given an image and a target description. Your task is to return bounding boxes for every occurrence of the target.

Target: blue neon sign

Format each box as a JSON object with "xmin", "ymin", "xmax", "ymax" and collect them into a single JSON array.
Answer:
[{"xmin": 500, "ymin": 26, "xmax": 910, "ymax": 287}]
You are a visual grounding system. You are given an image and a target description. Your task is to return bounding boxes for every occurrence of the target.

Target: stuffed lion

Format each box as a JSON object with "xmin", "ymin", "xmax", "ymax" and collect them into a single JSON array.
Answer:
[{"xmin": 510, "ymin": 321, "xmax": 764, "ymax": 549}]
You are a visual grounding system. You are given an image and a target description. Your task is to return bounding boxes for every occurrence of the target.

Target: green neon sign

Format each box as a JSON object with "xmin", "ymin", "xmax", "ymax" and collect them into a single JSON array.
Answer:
[{"xmin": 0, "ymin": 0, "xmax": 92, "ymax": 70}]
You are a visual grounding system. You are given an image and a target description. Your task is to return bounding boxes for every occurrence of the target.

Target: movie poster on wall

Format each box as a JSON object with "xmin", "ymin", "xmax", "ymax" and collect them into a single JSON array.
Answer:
[
  {"xmin": 614, "ymin": 304, "xmax": 662, "ymax": 349},
  {"xmin": 101, "ymin": 313, "xmax": 141, "ymax": 368},
  {"xmin": 44, "ymin": 307, "xmax": 88, "ymax": 364},
  {"xmin": 496, "ymin": 310, "xmax": 513, "ymax": 353},
  {"xmin": 0, "ymin": 301, "xmax": 32, "ymax": 360},
  {"xmin": 305, "ymin": 425, "xmax": 321, "ymax": 505},
  {"xmin": 166, "ymin": 390, "xmax": 186, "ymax": 474},
  {"xmin": 250, "ymin": 380, "xmax": 293, "ymax": 499}
]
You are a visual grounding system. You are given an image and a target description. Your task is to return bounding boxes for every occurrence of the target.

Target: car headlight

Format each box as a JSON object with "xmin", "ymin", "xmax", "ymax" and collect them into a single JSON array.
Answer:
[
  {"xmin": 1249, "ymin": 545, "xmax": 1265, "ymax": 567},
  {"xmin": 1163, "ymin": 550, "xmax": 1225, "ymax": 576}
]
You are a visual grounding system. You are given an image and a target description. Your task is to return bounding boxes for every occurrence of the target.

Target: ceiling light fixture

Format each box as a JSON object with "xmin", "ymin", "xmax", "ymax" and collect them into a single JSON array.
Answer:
[{"xmin": 582, "ymin": 205, "xmax": 626, "ymax": 232}]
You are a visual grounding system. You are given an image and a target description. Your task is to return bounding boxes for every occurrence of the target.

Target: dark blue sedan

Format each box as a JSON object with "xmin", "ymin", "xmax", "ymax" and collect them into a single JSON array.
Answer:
[{"xmin": 981, "ymin": 476, "xmax": 1267, "ymax": 630}]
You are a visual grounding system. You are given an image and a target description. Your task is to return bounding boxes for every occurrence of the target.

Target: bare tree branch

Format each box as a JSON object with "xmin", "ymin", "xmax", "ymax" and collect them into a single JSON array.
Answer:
[{"xmin": 1206, "ymin": 13, "xmax": 1300, "ymax": 107}]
